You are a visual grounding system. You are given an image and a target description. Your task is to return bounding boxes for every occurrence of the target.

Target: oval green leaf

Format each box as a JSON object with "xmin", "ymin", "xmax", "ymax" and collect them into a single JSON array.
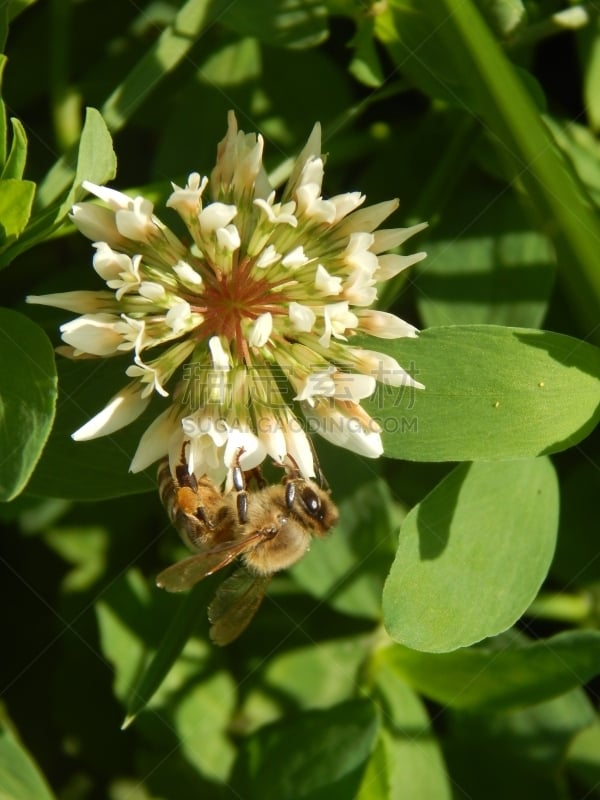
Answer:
[
  {"xmin": 382, "ymin": 458, "xmax": 559, "ymax": 652},
  {"xmin": 1, "ymin": 118, "xmax": 28, "ymax": 180},
  {"xmin": 362, "ymin": 325, "xmax": 600, "ymax": 461},
  {"xmin": 370, "ymin": 661, "xmax": 452, "ymax": 799},
  {"xmin": 0, "ymin": 178, "xmax": 35, "ymax": 250},
  {"xmin": 234, "ymin": 700, "xmax": 379, "ymax": 800},
  {"xmin": 0, "ymin": 309, "xmax": 57, "ymax": 501},
  {"xmin": 376, "ymin": 630, "xmax": 600, "ymax": 711},
  {"xmin": 27, "ymin": 356, "xmax": 157, "ymax": 499}
]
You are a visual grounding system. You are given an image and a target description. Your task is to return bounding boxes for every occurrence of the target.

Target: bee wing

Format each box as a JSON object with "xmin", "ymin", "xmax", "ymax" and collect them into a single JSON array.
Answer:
[
  {"xmin": 208, "ymin": 568, "xmax": 271, "ymax": 646},
  {"xmin": 156, "ymin": 531, "xmax": 267, "ymax": 593}
]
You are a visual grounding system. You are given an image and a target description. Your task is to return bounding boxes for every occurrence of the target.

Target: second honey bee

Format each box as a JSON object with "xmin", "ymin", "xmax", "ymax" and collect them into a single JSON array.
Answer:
[{"xmin": 156, "ymin": 444, "xmax": 338, "ymax": 645}]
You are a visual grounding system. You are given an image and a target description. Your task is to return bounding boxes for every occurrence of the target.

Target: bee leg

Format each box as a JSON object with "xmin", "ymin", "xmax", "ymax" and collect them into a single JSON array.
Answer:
[
  {"xmin": 231, "ymin": 447, "xmax": 249, "ymax": 525},
  {"xmin": 174, "ymin": 440, "xmax": 198, "ymax": 493}
]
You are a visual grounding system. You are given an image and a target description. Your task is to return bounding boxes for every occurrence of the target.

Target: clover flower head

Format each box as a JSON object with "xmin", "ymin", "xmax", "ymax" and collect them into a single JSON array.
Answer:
[{"xmin": 27, "ymin": 112, "xmax": 427, "ymax": 484}]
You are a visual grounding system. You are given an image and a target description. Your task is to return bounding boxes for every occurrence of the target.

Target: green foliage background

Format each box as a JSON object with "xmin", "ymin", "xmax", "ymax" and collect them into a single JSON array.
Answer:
[{"xmin": 0, "ymin": 0, "xmax": 600, "ymax": 797}]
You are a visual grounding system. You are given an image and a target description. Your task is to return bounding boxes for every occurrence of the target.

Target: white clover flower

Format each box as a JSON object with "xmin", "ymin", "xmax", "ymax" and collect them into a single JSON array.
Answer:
[{"xmin": 28, "ymin": 111, "xmax": 426, "ymax": 481}]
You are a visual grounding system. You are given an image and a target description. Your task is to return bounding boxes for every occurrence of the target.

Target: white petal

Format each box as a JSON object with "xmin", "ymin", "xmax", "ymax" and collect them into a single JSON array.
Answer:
[
  {"xmin": 256, "ymin": 245, "xmax": 281, "ymax": 268},
  {"xmin": 27, "ymin": 291, "xmax": 111, "ymax": 314},
  {"xmin": 256, "ymin": 414, "xmax": 287, "ymax": 463},
  {"xmin": 336, "ymin": 199, "xmax": 400, "ymax": 236},
  {"xmin": 248, "ymin": 312, "xmax": 272, "ymax": 348},
  {"xmin": 60, "ymin": 313, "xmax": 123, "ymax": 356},
  {"xmin": 173, "ymin": 260, "xmax": 203, "ymax": 287},
  {"xmin": 356, "ymin": 309, "xmax": 419, "ymax": 339},
  {"xmin": 295, "ymin": 183, "xmax": 336, "ymax": 224},
  {"xmin": 294, "ymin": 368, "xmax": 335, "ymax": 403},
  {"xmin": 208, "ymin": 336, "xmax": 231, "ymax": 371},
  {"xmin": 224, "ymin": 427, "xmax": 266, "ymax": 471},
  {"xmin": 333, "ymin": 373, "xmax": 377, "ymax": 401},
  {"xmin": 350, "ymin": 348, "xmax": 425, "ymax": 389},
  {"xmin": 282, "ymin": 246, "xmax": 309, "ymax": 268},
  {"xmin": 282, "ymin": 413, "xmax": 315, "ymax": 478},
  {"xmin": 70, "ymin": 203, "xmax": 123, "ymax": 245},
  {"xmin": 216, "ymin": 223, "xmax": 241, "ymax": 251},
  {"xmin": 129, "ymin": 407, "xmax": 178, "ymax": 472},
  {"xmin": 371, "ymin": 222, "xmax": 428, "ymax": 253},
  {"xmin": 314, "ymin": 264, "xmax": 342, "ymax": 296},
  {"xmin": 82, "ymin": 181, "xmax": 132, "ymax": 210},
  {"xmin": 115, "ymin": 196, "xmax": 155, "ymax": 241},
  {"xmin": 166, "ymin": 173, "xmax": 208, "ymax": 215},
  {"xmin": 375, "ymin": 251, "xmax": 427, "ymax": 281},
  {"xmin": 288, "ymin": 302, "xmax": 316, "ymax": 333},
  {"xmin": 283, "ymin": 122, "xmax": 322, "ymax": 200},
  {"xmin": 92, "ymin": 242, "xmax": 132, "ymax": 281},
  {"xmin": 298, "ymin": 157, "xmax": 325, "ymax": 191},
  {"xmin": 166, "ymin": 300, "xmax": 192, "ymax": 334},
  {"xmin": 72, "ymin": 383, "xmax": 151, "ymax": 441},
  {"xmin": 330, "ymin": 192, "xmax": 365, "ymax": 223},
  {"xmin": 344, "ymin": 232, "xmax": 378, "ymax": 272},
  {"xmin": 139, "ymin": 281, "xmax": 166, "ymax": 301},
  {"xmin": 198, "ymin": 203, "xmax": 237, "ymax": 235},
  {"xmin": 305, "ymin": 405, "xmax": 383, "ymax": 458}
]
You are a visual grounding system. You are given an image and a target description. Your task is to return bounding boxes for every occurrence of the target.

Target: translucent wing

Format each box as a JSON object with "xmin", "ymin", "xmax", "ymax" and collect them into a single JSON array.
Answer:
[
  {"xmin": 156, "ymin": 531, "xmax": 266, "ymax": 592},
  {"xmin": 208, "ymin": 568, "xmax": 271, "ymax": 646}
]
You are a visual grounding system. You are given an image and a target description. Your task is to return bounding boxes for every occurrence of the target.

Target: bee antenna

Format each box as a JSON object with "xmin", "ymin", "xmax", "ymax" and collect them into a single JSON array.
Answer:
[{"xmin": 306, "ymin": 435, "xmax": 329, "ymax": 490}]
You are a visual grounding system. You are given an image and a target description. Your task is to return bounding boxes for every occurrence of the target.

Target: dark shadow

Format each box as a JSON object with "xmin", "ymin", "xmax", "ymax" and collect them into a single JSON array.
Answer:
[{"xmin": 416, "ymin": 462, "xmax": 470, "ymax": 560}]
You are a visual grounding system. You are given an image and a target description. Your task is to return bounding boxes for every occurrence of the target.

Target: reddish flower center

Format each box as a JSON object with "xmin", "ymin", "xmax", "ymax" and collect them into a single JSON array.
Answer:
[{"xmin": 190, "ymin": 259, "xmax": 287, "ymax": 361}]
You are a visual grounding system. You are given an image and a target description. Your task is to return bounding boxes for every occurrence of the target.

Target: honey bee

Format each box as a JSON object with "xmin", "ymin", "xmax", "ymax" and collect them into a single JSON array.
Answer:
[{"xmin": 156, "ymin": 444, "xmax": 338, "ymax": 645}]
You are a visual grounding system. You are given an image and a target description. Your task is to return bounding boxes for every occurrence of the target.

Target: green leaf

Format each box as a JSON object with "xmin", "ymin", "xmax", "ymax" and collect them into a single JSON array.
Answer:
[
  {"xmin": 376, "ymin": 630, "xmax": 600, "ymax": 711},
  {"xmin": 1, "ymin": 118, "xmax": 28, "ymax": 180},
  {"xmin": 172, "ymin": 671, "xmax": 237, "ymax": 781},
  {"xmin": 122, "ymin": 580, "xmax": 215, "ymax": 728},
  {"xmin": 376, "ymin": 0, "xmax": 600, "ymax": 342},
  {"xmin": 0, "ymin": 310, "xmax": 57, "ymax": 502},
  {"xmin": 0, "ymin": 179, "xmax": 35, "ymax": 249},
  {"xmin": 0, "ymin": 109, "xmax": 113, "ymax": 267},
  {"xmin": 234, "ymin": 700, "xmax": 379, "ymax": 800},
  {"xmin": 416, "ymin": 178, "xmax": 556, "ymax": 328},
  {"xmin": 216, "ymin": 0, "xmax": 329, "ymax": 49},
  {"xmin": 355, "ymin": 736, "xmax": 390, "ymax": 800},
  {"xmin": 0, "ymin": 722, "xmax": 55, "ymax": 800},
  {"xmin": 371, "ymin": 660, "xmax": 452, "ymax": 798},
  {"xmin": 382, "ymin": 458, "xmax": 559, "ymax": 651},
  {"xmin": 291, "ymin": 478, "xmax": 401, "ymax": 620},
  {"xmin": 362, "ymin": 325, "xmax": 600, "ymax": 462},
  {"xmin": 444, "ymin": 689, "xmax": 594, "ymax": 799},
  {"xmin": 54, "ymin": 107, "xmax": 116, "ymax": 219},
  {"xmin": 260, "ymin": 637, "xmax": 371, "ymax": 711},
  {"xmin": 26, "ymin": 356, "xmax": 157, "ymax": 500}
]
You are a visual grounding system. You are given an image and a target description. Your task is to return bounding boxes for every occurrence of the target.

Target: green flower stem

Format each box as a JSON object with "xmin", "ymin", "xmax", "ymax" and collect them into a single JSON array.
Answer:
[
  {"xmin": 527, "ymin": 591, "xmax": 593, "ymax": 624},
  {"xmin": 386, "ymin": 0, "xmax": 600, "ymax": 342}
]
